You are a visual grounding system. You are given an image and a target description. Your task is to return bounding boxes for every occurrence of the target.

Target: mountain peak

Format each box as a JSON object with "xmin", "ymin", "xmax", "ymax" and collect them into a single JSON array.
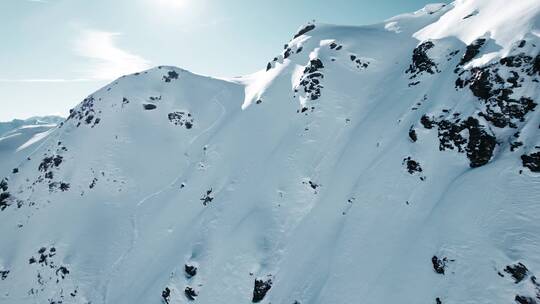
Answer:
[{"xmin": 1, "ymin": 2, "xmax": 540, "ymax": 304}]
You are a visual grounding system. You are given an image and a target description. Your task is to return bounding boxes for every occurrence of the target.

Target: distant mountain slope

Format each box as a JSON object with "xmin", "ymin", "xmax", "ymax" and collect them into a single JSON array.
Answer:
[
  {"xmin": 0, "ymin": 116, "xmax": 63, "ymax": 137},
  {"xmin": 0, "ymin": 1, "xmax": 539, "ymax": 304},
  {"xmin": 0, "ymin": 116, "xmax": 63, "ymax": 177}
]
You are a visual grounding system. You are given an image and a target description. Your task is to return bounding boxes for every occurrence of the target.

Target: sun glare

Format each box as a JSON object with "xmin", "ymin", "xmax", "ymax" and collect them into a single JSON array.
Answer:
[{"xmin": 156, "ymin": 0, "xmax": 187, "ymax": 10}]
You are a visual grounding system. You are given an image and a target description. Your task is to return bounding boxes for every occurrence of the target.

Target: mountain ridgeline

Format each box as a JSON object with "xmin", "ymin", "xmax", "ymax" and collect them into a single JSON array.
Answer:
[{"xmin": 1, "ymin": 1, "xmax": 540, "ymax": 304}]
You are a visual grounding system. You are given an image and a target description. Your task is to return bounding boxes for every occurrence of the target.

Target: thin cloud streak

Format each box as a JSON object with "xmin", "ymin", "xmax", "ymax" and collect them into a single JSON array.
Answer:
[
  {"xmin": 74, "ymin": 30, "xmax": 151, "ymax": 80},
  {"xmin": 0, "ymin": 78, "xmax": 92, "ymax": 83}
]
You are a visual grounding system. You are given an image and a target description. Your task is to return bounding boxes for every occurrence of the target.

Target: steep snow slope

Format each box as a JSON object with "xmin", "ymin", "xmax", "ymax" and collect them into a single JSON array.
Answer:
[{"xmin": 1, "ymin": 1, "xmax": 540, "ymax": 304}]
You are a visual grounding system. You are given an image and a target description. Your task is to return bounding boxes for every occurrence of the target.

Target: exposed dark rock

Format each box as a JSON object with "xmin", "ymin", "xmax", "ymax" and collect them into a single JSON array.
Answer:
[
  {"xmin": 143, "ymin": 104, "xmax": 157, "ymax": 110},
  {"xmin": 462, "ymin": 117, "xmax": 497, "ymax": 168},
  {"xmin": 59, "ymin": 182, "xmax": 70, "ymax": 192},
  {"xmin": 163, "ymin": 70, "xmax": 179, "ymax": 82},
  {"xmin": 284, "ymin": 48, "xmax": 292, "ymax": 59},
  {"xmin": 266, "ymin": 62, "xmax": 272, "ymax": 71},
  {"xmin": 458, "ymin": 38, "xmax": 486, "ymax": 67},
  {"xmin": 0, "ymin": 270, "xmax": 9, "ymax": 280},
  {"xmin": 67, "ymin": 96, "xmax": 99, "ymax": 127},
  {"xmin": 184, "ymin": 286, "xmax": 198, "ymax": 301},
  {"xmin": 505, "ymin": 263, "xmax": 529, "ymax": 283},
  {"xmin": 409, "ymin": 126, "xmax": 418, "ymax": 142},
  {"xmin": 293, "ymin": 24, "xmax": 315, "ymax": 39},
  {"xmin": 162, "ymin": 287, "xmax": 171, "ymax": 304},
  {"xmin": 436, "ymin": 297, "xmax": 442, "ymax": 304},
  {"xmin": 12, "ymin": 168, "xmax": 18, "ymax": 174},
  {"xmin": 403, "ymin": 157, "xmax": 422, "ymax": 174},
  {"xmin": 168, "ymin": 111, "xmax": 194, "ymax": 129},
  {"xmin": 406, "ymin": 41, "xmax": 439, "ymax": 79},
  {"xmin": 515, "ymin": 295, "xmax": 536, "ymax": 304},
  {"xmin": 252, "ymin": 278, "xmax": 272, "ymax": 303},
  {"xmin": 0, "ymin": 191, "xmax": 10, "ymax": 211},
  {"xmin": 521, "ymin": 152, "xmax": 540, "ymax": 172},
  {"xmin": 89, "ymin": 178, "xmax": 98, "ymax": 189},
  {"xmin": 200, "ymin": 188, "xmax": 214, "ymax": 206},
  {"xmin": 295, "ymin": 59, "xmax": 325, "ymax": 103},
  {"xmin": 55, "ymin": 266, "xmax": 70, "ymax": 279},
  {"xmin": 456, "ymin": 53, "xmax": 538, "ymax": 129},
  {"xmin": 185, "ymin": 264, "xmax": 197, "ymax": 278},
  {"xmin": 432, "ymin": 256, "xmax": 448, "ymax": 274},
  {"xmin": 463, "ymin": 11, "xmax": 478, "ymax": 19},
  {"xmin": 39, "ymin": 155, "xmax": 63, "ymax": 172},
  {"xmin": 423, "ymin": 115, "xmax": 496, "ymax": 168},
  {"xmin": 0, "ymin": 179, "xmax": 7, "ymax": 192}
]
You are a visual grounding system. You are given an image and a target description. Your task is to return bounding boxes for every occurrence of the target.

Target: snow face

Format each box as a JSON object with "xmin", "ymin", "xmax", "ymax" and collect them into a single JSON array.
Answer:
[{"xmin": 1, "ymin": 1, "xmax": 540, "ymax": 304}]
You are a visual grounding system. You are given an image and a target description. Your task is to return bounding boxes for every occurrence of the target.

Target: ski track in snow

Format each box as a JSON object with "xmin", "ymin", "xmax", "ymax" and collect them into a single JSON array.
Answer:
[{"xmin": 102, "ymin": 89, "xmax": 229, "ymax": 303}]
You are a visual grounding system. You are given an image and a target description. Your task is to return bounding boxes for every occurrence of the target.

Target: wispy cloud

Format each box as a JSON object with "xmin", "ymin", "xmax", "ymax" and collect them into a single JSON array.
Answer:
[
  {"xmin": 0, "ymin": 78, "xmax": 91, "ymax": 83},
  {"xmin": 74, "ymin": 30, "xmax": 151, "ymax": 80}
]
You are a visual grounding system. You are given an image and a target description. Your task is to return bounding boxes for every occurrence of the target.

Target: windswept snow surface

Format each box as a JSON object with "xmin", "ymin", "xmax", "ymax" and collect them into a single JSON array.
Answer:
[{"xmin": 1, "ymin": 1, "xmax": 540, "ymax": 304}]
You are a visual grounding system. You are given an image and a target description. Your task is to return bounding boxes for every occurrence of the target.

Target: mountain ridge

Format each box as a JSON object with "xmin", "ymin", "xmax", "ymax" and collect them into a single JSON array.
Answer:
[{"xmin": 1, "ymin": 1, "xmax": 540, "ymax": 304}]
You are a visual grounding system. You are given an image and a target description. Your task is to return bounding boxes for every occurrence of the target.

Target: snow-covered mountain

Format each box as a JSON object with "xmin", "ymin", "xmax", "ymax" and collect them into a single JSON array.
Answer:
[
  {"xmin": 0, "ymin": 116, "xmax": 64, "ymax": 179},
  {"xmin": 0, "ymin": 116, "xmax": 63, "ymax": 137},
  {"xmin": 1, "ymin": 1, "xmax": 540, "ymax": 304}
]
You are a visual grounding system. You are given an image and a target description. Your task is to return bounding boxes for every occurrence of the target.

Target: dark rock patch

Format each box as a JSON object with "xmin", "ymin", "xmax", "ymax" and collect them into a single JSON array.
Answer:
[
  {"xmin": 252, "ymin": 277, "xmax": 272, "ymax": 303},
  {"xmin": 163, "ymin": 70, "xmax": 179, "ymax": 82},
  {"xmin": 521, "ymin": 152, "xmax": 540, "ymax": 172},
  {"xmin": 0, "ymin": 270, "xmax": 9, "ymax": 280},
  {"xmin": 67, "ymin": 95, "xmax": 100, "ymax": 128},
  {"xmin": 403, "ymin": 157, "xmax": 425, "ymax": 180},
  {"xmin": 293, "ymin": 24, "xmax": 315, "ymax": 39},
  {"xmin": 184, "ymin": 286, "xmax": 198, "ymax": 301},
  {"xmin": 39, "ymin": 155, "xmax": 63, "ymax": 172},
  {"xmin": 162, "ymin": 287, "xmax": 171, "ymax": 304},
  {"xmin": 294, "ymin": 58, "xmax": 325, "ymax": 104},
  {"xmin": 200, "ymin": 188, "xmax": 214, "ymax": 206},
  {"xmin": 143, "ymin": 104, "xmax": 157, "ymax": 110},
  {"xmin": 185, "ymin": 264, "xmax": 197, "ymax": 278},
  {"xmin": 409, "ymin": 126, "xmax": 418, "ymax": 142},
  {"xmin": 55, "ymin": 266, "xmax": 69, "ymax": 279},
  {"xmin": 168, "ymin": 111, "xmax": 194, "ymax": 129},
  {"xmin": 0, "ymin": 180, "xmax": 11, "ymax": 211},
  {"xmin": 458, "ymin": 38, "xmax": 486, "ymax": 67},
  {"xmin": 456, "ymin": 53, "xmax": 538, "ymax": 129},
  {"xmin": 432, "ymin": 256, "xmax": 452, "ymax": 274},
  {"xmin": 463, "ymin": 11, "xmax": 478, "ymax": 19},
  {"xmin": 422, "ymin": 115, "xmax": 496, "ymax": 168},
  {"xmin": 49, "ymin": 182, "xmax": 70, "ymax": 192},
  {"xmin": 515, "ymin": 295, "xmax": 536, "ymax": 304},
  {"xmin": 406, "ymin": 41, "xmax": 439, "ymax": 80},
  {"xmin": 505, "ymin": 263, "xmax": 529, "ymax": 283}
]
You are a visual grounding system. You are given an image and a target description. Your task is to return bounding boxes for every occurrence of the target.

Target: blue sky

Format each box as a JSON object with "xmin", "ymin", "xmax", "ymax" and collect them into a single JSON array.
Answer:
[{"xmin": 0, "ymin": 0, "xmax": 445, "ymax": 121}]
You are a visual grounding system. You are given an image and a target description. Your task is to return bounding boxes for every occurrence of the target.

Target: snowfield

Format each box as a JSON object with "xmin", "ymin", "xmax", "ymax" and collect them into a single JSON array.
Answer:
[{"xmin": 1, "ymin": 1, "xmax": 540, "ymax": 304}]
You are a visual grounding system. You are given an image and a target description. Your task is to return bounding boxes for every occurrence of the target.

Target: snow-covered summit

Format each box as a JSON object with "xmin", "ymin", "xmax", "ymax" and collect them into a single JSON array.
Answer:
[{"xmin": 1, "ymin": 1, "xmax": 540, "ymax": 304}]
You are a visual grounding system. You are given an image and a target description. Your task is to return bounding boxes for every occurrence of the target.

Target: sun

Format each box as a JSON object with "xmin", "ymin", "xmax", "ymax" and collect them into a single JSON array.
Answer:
[{"xmin": 156, "ymin": 0, "xmax": 187, "ymax": 10}]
